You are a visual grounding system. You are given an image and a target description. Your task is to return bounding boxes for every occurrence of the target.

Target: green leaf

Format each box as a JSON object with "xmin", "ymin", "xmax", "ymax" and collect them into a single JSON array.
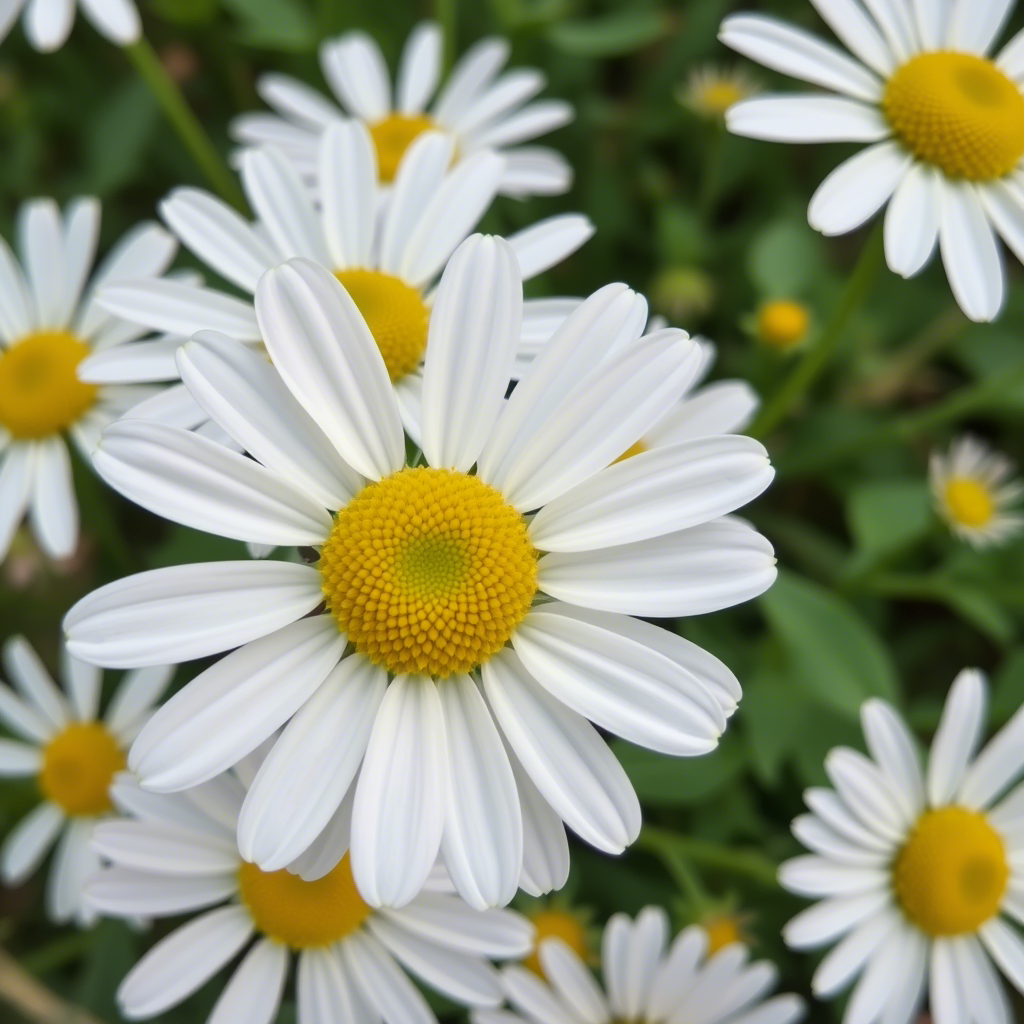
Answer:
[
  {"xmin": 221, "ymin": 0, "xmax": 316, "ymax": 51},
  {"xmin": 761, "ymin": 571, "xmax": 899, "ymax": 718},
  {"xmin": 612, "ymin": 735, "xmax": 745, "ymax": 806},
  {"xmin": 847, "ymin": 479, "xmax": 932, "ymax": 561},
  {"xmin": 741, "ymin": 665, "xmax": 811, "ymax": 786},
  {"xmin": 546, "ymin": 10, "xmax": 671, "ymax": 57},
  {"xmin": 84, "ymin": 79, "xmax": 159, "ymax": 195},
  {"xmin": 747, "ymin": 218, "xmax": 822, "ymax": 297}
]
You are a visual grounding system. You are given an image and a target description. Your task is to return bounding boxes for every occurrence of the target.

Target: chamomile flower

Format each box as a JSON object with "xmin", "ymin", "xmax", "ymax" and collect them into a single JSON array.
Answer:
[
  {"xmin": 84, "ymin": 122, "xmax": 592, "ymax": 439},
  {"xmin": 755, "ymin": 300, "xmax": 811, "ymax": 351},
  {"xmin": 474, "ymin": 906, "xmax": 804, "ymax": 1024},
  {"xmin": 66, "ymin": 236, "xmax": 776, "ymax": 912},
  {"xmin": 520, "ymin": 901, "xmax": 595, "ymax": 977},
  {"xmin": 782, "ymin": 669, "xmax": 1024, "ymax": 1024},
  {"xmin": 0, "ymin": 635, "xmax": 171, "ymax": 923},
  {"xmin": 87, "ymin": 766, "xmax": 534, "ymax": 1024},
  {"xmin": 1, "ymin": 0, "xmax": 138, "ymax": 53},
  {"xmin": 721, "ymin": 0, "xmax": 1024, "ymax": 322},
  {"xmin": 0, "ymin": 198, "xmax": 176, "ymax": 563},
  {"xmin": 930, "ymin": 435, "xmax": 1023, "ymax": 546},
  {"xmin": 680, "ymin": 65, "xmax": 760, "ymax": 120},
  {"xmin": 231, "ymin": 21, "xmax": 573, "ymax": 197}
]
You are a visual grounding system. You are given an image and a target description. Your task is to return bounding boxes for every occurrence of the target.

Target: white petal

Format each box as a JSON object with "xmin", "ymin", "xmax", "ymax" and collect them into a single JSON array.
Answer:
[
  {"xmin": 1, "ymin": 803, "xmax": 64, "ymax": 882},
  {"xmin": 980, "ymin": 178, "xmax": 1024, "ymax": 272},
  {"xmin": 448, "ymin": 70, "xmax": 545, "ymax": 137},
  {"xmin": 500, "ymin": 147, "xmax": 573, "ymax": 198},
  {"xmin": 77, "ymin": 0, "xmax": 139, "ymax": 43},
  {"xmin": 927, "ymin": 668, "xmax": 987, "ymax": 806},
  {"xmin": 398, "ymin": 22, "xmax": 442, "ymax": 113},
  {"xmin": 421, "ymin": 235, "xmax": 521, "ymax": 472},
  {"xmin": 783, "ymin": 890, "xmax": 891, "ymax": 949},
  {"xmin": 539, "ymin": 938, "xmax": 609, "ymax": 1023},
  {"xmin": 0, "ymin": 234, "xmax": 33, "ymax": 342},
  {"xmin": 998, "ymin": 23, "xmax": 1024, "ymax": 78},
  {"xmin": 0, "ymin": 444, "xmax": 35, "ymax": 560},
  {"xmin": 342, "ymin": 931, "xmax": 436, "ymax": 1024},
  {"xmin": 91, "ymin": 819, "xmax": 238, "ymax": 875},
  {"xmin": 432, "ymin": 37, "xmax": 509, "ymax": 125},
  {"xmin": 3, "ymin": 635, "xmax": 68, "ymax": 730},
  {"xmin": 501, "ymin": 964, "xmax": 580, "ymax": 1024},
  {"xmin": 980, "ymin": 917, "xmax": 1024, "ymax": 995},
  {"xmin": 258, "ymin": 72, "xmax": 340, "ymax": 128},
  {"xmin": 0, "ymin": 679, "xmax": 54, "ymax": 743},
  {"xmin": 727, "ymin": 94, "xmax": 889, "ymax": 143},
  {"xmin": 129, "ymin": 616, "xmax": 344, "ymax": 791},
  {"xmin": 47, "ymin": 816, "xmax": 97, "ymax": 922},
  {"xmin": 59, "ymin": 197, "xmax": 100, "ymax": 325},
  {"xmin": 861, "ymin": 0, "xmax": 918, "ymax": 60},
  {"xmin": 809, "ymin": 142, "xmax": 910, "ymax": 236},
  {"xmin": 779, "ymin": 855, "xmax": 888, "ymax": 898},
  {"xmin": 18, "ymin": 198, "xmax": 65, "ymax": 325},
  {"xmin": 913, "ymin": 0, "xmax": 952, "ymax": 50},
  {"xmin": 939, "ymin": 181, "xmax": 1004, "ymax": 323},
  {"xmin": 87, "ymin": 864, "xmax": 238, "ymax": 917},
  {"xmin": 108, "ymin": 774, "xmax": 230, "ymax": 835},
  {"xmin": 296, "ymin": 946, "xmax": 375, "ymax": 1024},
  {"xmin": 947, "ymin": 0, "xmax": 1013, "ymax": 54},
  {"xmin": 647, "ymin": 926, "xmax": 706, "ymax": 1020},
  {"xmin": 810, "ymin": 907, "xmax": 899, "ymax": 997},
  {"xmin": 827, "ymin": 747, "xmax": 910, "ymax": 837},
  {"xmin": 843, "ymin": 922, "xmax": 913, "ymax": 1024},
  {"xmin": 467, "ymin": 101, "xmax": 573, "ymax": 150},
  {"xmin": 28, "ymin": 436, "xmax": 77, "ymax": 559},
  {"xmin": 0, "ymin": 739, "xmax": 42, "ymax": 775},
  {"xmin": 208, "ymin": 939, "xmax": 288, "ymax": 1024},
  {"xmin": 930, "ymin": 939, "xmax": 967, "ymax": 1024},
  {"xmin": 646, "ymin": 381, "xmax": 759, "ymax": 446},
  {"xmin": 884, "ymin": 163, "xmax": 941, "ymax": 277},
  {"xmin": 804, "ymin": 788, "xmax": 893, "ymax": 853},
  {"xmin": 319, "ymin": 121, "xmax": 377, "ymax": 270},
  {"xmin": 508, "ymin": 745, "xmax": 570, "ymax": 897},
  {"xmin": 959, "ymin": 699, "xmax": 1024, "ymax": 809},
  {"xmin": 808, "ymin": 0, "xmax": 895, "ymax": 75},
  {"xmin": 320, "ymin": 31, "xmax": 392, "ymax": 121},
  {"xmin": 287, "ymin": 785, "xmax": 354, "ymax": 881},
  {"xmin": 861, "ymin": 699, "xmax": 925, "ymax": 817},
  {"xmin": 506, "ymin": 214, "xmax": 593, "ymax": 282},
  {"xmin": 255, "ymin": 258, "xmax": 405, "ymax": 480},
  {"xmin": 952, "ymin": 934, "xmax": 1011, "ymax": 1024},
  {"xmin": 239, "ymin": 655, "xmax": 386, "ymax": 871},
  {"xmin": 78, "ymin": 336, "xmax": 183, "ymax": 384}
]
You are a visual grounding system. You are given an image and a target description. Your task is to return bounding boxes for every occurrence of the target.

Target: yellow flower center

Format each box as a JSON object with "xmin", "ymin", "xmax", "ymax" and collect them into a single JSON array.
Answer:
[
  {"xmin": 368, "ymin": 113, "xmax": 437, "ymax": 183},
  {"xmin": 319, "ymin": 467, "xmax": 537, "ymax": 677},
  {"xmin": 944, "ymin": 476, "xmax": 996, "ymax": 527},
  {"xmin": 334, "ymin": 269, "xmax": 429, "ymax": 383},
  {"xmin": 893, "ymin": 807, "xmax": 1008, "ymax": 936},
  {"xmin": 524, "ymin": 909, "xmax": 590, "ymax": 976},
  {"xmin": 756, "ymin": 300, "xmax": 809, "ymax": 350},
  {"xmin": 883, "ymin": 52, "xmax": 1024, "ymax": 181},
  {"xmin": 703, "ymin": 914, "xmax": 746, "ymax": 954},
  {"xmin": 699, "ymin": 82, "xmax": 747, "ymax": 115},
  {"xmin": 0, "ymin": 331, "xmax": 97, "ymax": 439},
  {"xmin": 237, "ymin": 853, "xmax": 371, "ymax": 948},
  {"xmin": 39, "ymin": 723, "xmax": 125, "ymax": 816},
  {"xmin": 614, "ymin": 439, "xmax": 648, "ymax": 464}
]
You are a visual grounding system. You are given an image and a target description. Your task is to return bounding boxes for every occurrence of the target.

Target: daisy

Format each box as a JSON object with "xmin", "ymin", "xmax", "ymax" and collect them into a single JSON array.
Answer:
[
  {"xmin": 781, "ymin": 669, "xmax": 1024, "ymax": 1024},
  {"xmin": 930, "ymin": 435, "xmax": 1023, "ymax": 547},
  {"xmin": 519, "ymin": 900, "xmax": 595, "ymax": 978},
  {"xmin": 230, "ymin": 21, "xmax": 573, "ymax": 198},
  {"xmin": 721, "ymin": 0, "xmax": 1024, "ymax": 322},
  {"xmin": 754, "ymin": 300, "xmax": 811, "ymax": 352},
  {"xmin": 65, "ymin": 236, "xmax": 777, "ymax": 912},
  {"xmin": 87, "ymin": 765, "xmax": 534, "ymax": 1024},
  {"xmin": 83, "ymin": 122, "xmax": 592, "ymax": 439},
  {"xmin": 680, "ymin": 65, "xmax": 760, "ymax": 120},
  {"xmin": 0, "ymin": 634, "xmax": 171, "ymax": 923},
  {"xmin": 0, "ymin": 198, "xmax": 177, "ymax": 563},
  {"xmin": 473, "ymin": 906, "xmax": 804, "ymax": 1024},
  {"xmin": 1, "ymin": 0, "xmax": 138, "ymax": 53}
]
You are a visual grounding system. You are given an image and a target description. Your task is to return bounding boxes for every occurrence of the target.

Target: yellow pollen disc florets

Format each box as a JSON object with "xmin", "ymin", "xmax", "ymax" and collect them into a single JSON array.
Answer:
[
  {"xmin": 703, "ymin": 913, "xmax": 748, "ymax": 954},
  {"xmin": 368, "ymin": 113, "xmax": 437, "ymax": 182},
  {"xmin": 237, "ymin": 853, "xmax": 371, "ymax": 948},
  {"xmin": 39, "ymin": 723, "xmax": 125, "ymax": 816},
  {"xmin": 334, "ymin": 269, "xmax": 429, "ymax": 382},
  {"xmin": 944, "ymin": 477, "xmax": 996, "ymax": 527},
  {"xmin": 756, "ymin": 300, "xmax": 810, "ymax": 350},
  {"xmin": 0, "ymin": 331, "xmax": 97, "ymax": 439},
  {"xmin": 319, "ymin": 467, "xmax": 538, "ymax": 677},
  {"xmin": 893, "ymin": 807, "xmax": 1008, "ymax": 936},
  {"xmin": 883, "ymin": 52, "xmax": 1024, "ymax": 181},
  {"xmin": 524, "ymin": 909, "xmax": 590, "ymax": 976}
]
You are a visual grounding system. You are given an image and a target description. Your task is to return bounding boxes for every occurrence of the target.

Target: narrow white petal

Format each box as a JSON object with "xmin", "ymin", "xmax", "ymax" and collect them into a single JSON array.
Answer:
[
  {"xmin": 319, "ymin": 121, "xmax": 377, "ymax": 270},
  {"xmin": 647, "ymin": 927, "xmax": 707, "ymax": 1020},
  {"xmin": 862, "ymin": 0, "xmax": 918, "ymax": 61},
  {"xmin": 1, "ymin": 803, "xmax": 64, "ymax": 882},
  {"xmin": 0, "ymin": 445, "xmax": 35, "ymax": 560},
  {"xmin": 810, "ymin": 907, "xmax": 899, "ymax": 997},
  {"xmin": 3, "ymin": 635, "xmax": 69, "ymax": 730},
  {"xmin": 826, "ymin": 747, "xmax": 910, "ymax": 837},
  {"xmin": 0, "ymin": 739, "xmax": 42, "ymax": 776},
  {"xmin": 47, "ymin": 817, "xmax": 97, "ymax": 922},
  {"xmin": 500, "ymin": 147, "xmax": 573, "ymax": 198},
  {"xmin": 342, "ymin": 931, "xmax": 436, "ymax": 1024},
  {"xmin": 77, "ymin": 0, "xmax": 139, "ymax": 44},
  {"xmin": 397, "ymin": 22, "xmax": 442, "ymax": 112},
  {"xmin": 78, "ymin": 336, "xmax": 183, "ymax": 384},
  {"xmin": 0, "ymin": 235, "xmax": 34, "ymax": 342},
  {"xmin": 980, "ymin": 179, "xmax": 1024, "ymax": 270},
  {"xmin": 727, "ymin": 95, "xmax": 889, "ymax": 143},
  {"xmin": 809, "ymin": 142, "xmax": 910, "ymax": 236},
  {"xmin": 506, "ymin": 214, "xmax": 593, "ymax": 282},
  {"xmin": 449, "ymin": 70, "xmax": 545, "ymax": 137},
  {"xmin": 432, "ymin": 38, "xmax": 510, "ymax": 126},
  {"xmin": 997, "ymin": 24, "xmax": 1024, "ymax": 78},
  {"xmin": 808, "ymin": 0, "xmax": 895, "ymax": 75},
  {"xmin": 861, "ymin": 699, "xmax": 925, "ymax": 817},
  {"xmin": 18, "ymin": 198, "xmax": 65, "ymax": 327},
  {"xmin": 296, "ymin": 946, "xmax": 375, "ymax": 1024},
  {"xmin": 939, "ymin": 181, "xmax": 1004, "ymax": 322},
  {"xmin": 980, "ymin": 917, "xmax": 1024, "ymax": 995},
  {"xmin": 884, "ymin": 163, "xmax": 941, "ymax": 277},
  {"xmin": 947, "ymin": 0, "xmax": 1013, "ymax": 54},
  {"xmin": 208, "ymin": 939, "xmax": 288, "ymax": 1024},
  {"xmin": 91, "ymin": 820, "xmax": 239, "ymax": 876},
  {"xmin": 58, "ymin": 197, "xmax": 100, "ymax": 325},
  {"xmin": 927, "ymin": 668, "xmax": 987, "ymax": 806},
  {"xmin": 779, "ymin": 855, "xmax": 888, "ymax": 898},
  {"xmin": 287, "ymin": 785, "xmax": 354, "ymax": 881},
  {"xmin": 258, "ymin": 72, "xmax": 340, "ymax": 128},
  {"xmin": 501, "ymin": 964, "xmax": 580, "ymax": 1024},
  {"xmin": 466, "ymin": 101, "xmax": 573, "ymax": 150},
  {"xmin": 508, "ymin": 745, "xmax": 569, "ymax": 897},
  {"xmin": 930, "ymin": 939, "xmax": 967, "ymax": 1024},
  {"xmin": 783, "ymin": 891, "xmax": 891, "ymax": 949},
  {"xmin": 952, "ymin": 934, "xmax": 1011, "ymax": 1024},
  {"xmin": 539, "ymin": 938, "xmax": 610, "ymax": 1023},
  {"xmin": 320, "ymin": 32, "xmax": 392, "ymax": 121},
  {"xmin": 28, "ymin": 436, "xmax": 77, "ymax": 559},
  {"xmin": 959, "ymin": 699, "xmax": 1024, "ymax": 809}
]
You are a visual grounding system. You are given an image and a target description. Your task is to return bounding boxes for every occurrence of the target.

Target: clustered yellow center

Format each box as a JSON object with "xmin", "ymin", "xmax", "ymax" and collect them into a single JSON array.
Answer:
[
  {"xmin": 524, "ymin": 909, "xmax": 590, "ymax": 977},
  {"xmin": 334, "ymin": 269, "xmax": 429, "ymax": 382},
  {"xmin": 944, "ymin": 476, "xmax": 996, "ymax": 528},
  {"xmin": 368, "ymin": 112, "xmax": 438, "ymax": 182},
  {"xmin": 319, "ymin": 467, "xmax": 538, "ymax": 677},
  {"xmin": 237, "ymin": 853, "xmax": 371, "ymax": 948},
  {"xmin": 893, "ymin": 806, "xmax": 1008, "ymax": 936},
  {"xmin": 0, "ymin": 331, "xmax": 97, "ymax": 439},
  {"xmin": 883, "ymin": 52, "xmax": 1024, "ymax": 181},
  {"xmin": 39, "ymin": 723, "xmax": 125, "ymax": 816},
  {"xmin": 756, "ymin": 300, "xmax": 809, "ymax": 350}
]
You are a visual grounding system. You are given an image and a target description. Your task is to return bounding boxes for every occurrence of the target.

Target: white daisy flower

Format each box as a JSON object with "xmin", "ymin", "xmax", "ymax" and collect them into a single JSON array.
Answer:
[
  {"xmin": 87, "ymin": 765, "xmax": 534, "ymax": 1024},
  {"xmin": 680, "ymin": 65, "xmax": 761, "ymax": 120},
  {"xmin": 0, "ymin": 198, "xmax": 177, "ymax": 562},
  {"xmin": 0, "ymin": 634, "xmax": 171, "ymax": 923},
  {"xmin": 473, "ymin": 906, "xmax": 804, "ymax": 1024},
  {"xmin": 781, "ymin": 668, "xmax": 1024, "ymax": 1024},
  {"xmin": 65, "ymin": 236, "xmax": 777, "ymax": 911},
  {"xmin": 930, "ymin": 435, "xmax": 1023, "ymax": 547},
  {"xmin": 230, "ymin": 21, "xmax": 573, "ymax": 198},
  {"xmin": 82, "ymin": 122, "xmax": 592, "ymax": 441},
  {"xmin": 1, "ymin": 0, "xmax": 139, "ymax": 53},
  {"xmin": 721, "ymin": 0, "xmax": 1024, "ymax": 322}
]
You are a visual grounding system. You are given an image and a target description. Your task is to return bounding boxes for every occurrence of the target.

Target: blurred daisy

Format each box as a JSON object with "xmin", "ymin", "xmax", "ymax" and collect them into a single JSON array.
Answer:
[
  {"xmin": 85, "ymin": 123, "xmax": 592, "ymax": 439},
  {"xmin": 1, "ymin": 0, "xmax": 139, "ymax": 52},
  {"xmin": 702, "ymin": 908, "xmax": 755, "ymax": 955},
  {"xmin": 782, "ymin": 669, "xmax": 1024, "ymax": 1024},
  {"xmin": 930, "ymin": 435, "xmax": 1023, "ymax": 546},
  {"xmin": 754, "ymin": 299, "xmax": 810, "ymax": 352},
  {"xmin": 230, "ymin": 21, "xmax": 573, "ymax": 197},
  {"xmin": 66, "ymin": 238, "xmax": 776, "ymax": 911},
  {"xmin": 0, "ymin": 198, "xmax": 176, "ymax": 563},
  {"xmin": 721, "ymin": 0, "xmax": 1024, "ymax": 322},
  {"xmin": 87, "ymin": 766, "xmax": 533, "ymax": 1024},
  {"xmin": 474, "ymin": 906, "xmax": 804, "ymax": 1024},
  {"xmin": 0, "ymin": 634, "xmax": 171, "ymax": 923},
  {"xmin": 680, "ymin": 65, "xmax": 760, "ymax": 120},
  {"xmin": 520, "ymin": 901, "xmax": 595, "ymax": 977}
]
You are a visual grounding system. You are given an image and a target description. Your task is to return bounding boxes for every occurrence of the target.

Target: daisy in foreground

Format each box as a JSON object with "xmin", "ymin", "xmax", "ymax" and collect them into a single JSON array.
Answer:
[
  {"xmin": 66, "ymin": 236, "xmax": 777, "ymax": 911},
  {"xmin": 1, "ymin": 0, "xmax": 138, "ymax": 52},
  {"xmin": 930, "ymin": 435, "xmax": 1023, "ymax": 547},
  {"xmin": 87, "ymin": 765, "xmax": 533, "ymax": 1024},
  {"xmin": 782, "ymin": 669, "xmax": 1024, "ymax": 1024},
  {"xmin": 230, "ymin": 20, "xmax": 572, "ymax": 197},
  {"xmin": 721, "ymin": 0, "xmax": 1024, "ymax": 321},
  {"xmin": 0, "ymin": 635, "xmax": 171, "ymax": 922},
  {"xmin": 0, "ymin": 197, "xmax": 176, "ymax": 562},
  {"xmin": 474, "ymin": 906, "xmax": 804, "ymax": 1024},
  {"xmin": 84, "ymin": 122, "xmax": 591, "ymax": 438}
]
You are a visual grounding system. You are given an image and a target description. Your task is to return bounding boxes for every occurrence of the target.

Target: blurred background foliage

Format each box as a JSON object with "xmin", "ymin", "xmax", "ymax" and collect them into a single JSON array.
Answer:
[{"xmin": 3, "ymin": 0, "xmax": 1024, "ymax": 1021}]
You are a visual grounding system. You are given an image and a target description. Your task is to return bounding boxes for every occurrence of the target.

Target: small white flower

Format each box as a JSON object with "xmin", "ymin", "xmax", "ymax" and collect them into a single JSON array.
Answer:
[
  {"xmin": 782, "ymin": 669, "xmax": 1024, "ymax": 1024},
  {"xmin": 231, "ymin": 21, "xmax": 573, "ymax": 198},
  {"xmin": 87, "ymin": 764, "xmax": 534, "ymax": 1024},
  {"xmin": 1, "ymin": 0, "xmax": 139, "ymax": 52},
  {"xmin": 680, "ymin": 64, "xmax": 760, "ymax": 120},
  {"xmin": 0, "ymin": 198, "xmax": 177, "ymax": 562},
  {"xmin": 721, "ymin": 0, "xmax": 1024, "ymax": 322},
  {"xmin": 0, "ymin": 635, "xmax": 172, "ymax": 923},
  {"xmin": 474, "ymin": 906, "xmax": 804, "ymax": 1024},
  {"xmin": 930, "ymin": 435, "xmax": 1023, "ymax": 546},
  {"xmin": 66, "ymin": 236, "xmax": 776, "ymax": 912}
]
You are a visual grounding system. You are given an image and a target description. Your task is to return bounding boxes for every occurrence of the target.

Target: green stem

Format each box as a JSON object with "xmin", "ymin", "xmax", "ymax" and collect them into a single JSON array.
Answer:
[
  {"xmin": 751, "ymin": 222, "xmax": 885, "ymax": 438},
  {"xmin": 124, "ymin": 39, "xmax": 245, "ymax": 210},
  {"xmin": 697, "ymin": 122, "xmax": 726, "ymax": 224},
  {"xmin": 660, "ymin": 848, "xmax": 713, "ymax": 912},
  {"xmin": 636, "ymin": 826, "xmax": 779, "ymax": 888},
  {"xmin": 436, "ymin": 0, "xmax": 457, "ymax": 72}
]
